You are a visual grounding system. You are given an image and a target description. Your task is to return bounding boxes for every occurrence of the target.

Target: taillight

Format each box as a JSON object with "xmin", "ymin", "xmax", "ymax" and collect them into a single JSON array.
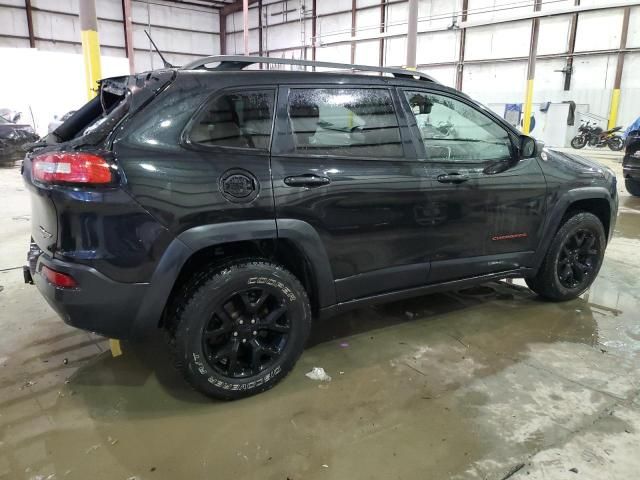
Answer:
[
  {"xmin": 41, "ymin": 265, "xmax": 78, "ymax": 288},
  {"xmin": 32, "ymin": 151, "xmax": 113, "ymax": 185}
]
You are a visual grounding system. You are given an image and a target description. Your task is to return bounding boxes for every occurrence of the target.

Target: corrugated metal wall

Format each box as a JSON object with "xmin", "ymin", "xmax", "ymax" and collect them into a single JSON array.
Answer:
[{"xmin": 0, "ymin": 0, "xmax": 220, "ymax": 71}]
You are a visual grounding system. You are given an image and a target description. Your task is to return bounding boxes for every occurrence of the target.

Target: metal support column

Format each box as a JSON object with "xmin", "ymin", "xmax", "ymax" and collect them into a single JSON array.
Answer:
[
  {"xmin": 563, "ymin": 0, "xmax": 580, "ymax": 91},
  {"xmin": 608, "ymin": 6, "xmax": 630, "ymax": 130},
  {"xmin": 243, "ymin": 0, "xmax": 249, "ymax": 55},
  {"xmin": 121, "ymin": 0, "xmax": 135, "ymax": 73},
  {"xmin": 522, "ymin": 0, "xmax": 541, "ymax": 135},
  {"xmin": 379, "ymin": 0, "xmax": 385, "ymax": 67},
  {"xmin": 311, "ymin": 0, "xmax": 317, "ymax": 66},
  {"xmin": 350, "ymin": 0, "xmax": 357, "ymax": 64},
  {"xmin": 455, "ymin": 0, "xmax": 468, "ymax": 91},
  {"xmin": 79, "ymin": 0, "xmax": 102, "ymax": 99},
  {"xmin": 24, "ymin": 0, "xmax": 35, "ymax": 48},
  {"xmin": 258, "ymin": 0, "xmax": 263, "ymax": 57},
  {"xmin": 406, "ymin": 0, "xmax": 418, "ymax": 69},
  {"xmin": 220, "ymin": 12, "xmax": 227, "ymax": 54}
]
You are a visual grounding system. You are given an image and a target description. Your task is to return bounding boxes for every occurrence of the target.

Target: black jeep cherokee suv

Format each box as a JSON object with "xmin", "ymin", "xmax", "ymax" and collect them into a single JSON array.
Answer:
[{"xmin": 23, "ymin": 56, "xmax": 618, "ymax": 400}]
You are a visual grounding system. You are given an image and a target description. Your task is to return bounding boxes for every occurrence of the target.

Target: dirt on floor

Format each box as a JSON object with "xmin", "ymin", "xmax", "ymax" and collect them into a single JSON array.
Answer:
[{"xmin": 1, "ymin": 155, "xmax": 639, "ymax": 480}]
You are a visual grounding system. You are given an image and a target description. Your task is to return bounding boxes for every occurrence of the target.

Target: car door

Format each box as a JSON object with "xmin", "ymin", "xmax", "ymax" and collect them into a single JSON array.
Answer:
[
  {"xmin": 270, "ymin": 85, "xmax": 435, "ymax": 302},
  {"xmin": 400, "ymin": 88, "xmax": 547, "ymax": 283}
]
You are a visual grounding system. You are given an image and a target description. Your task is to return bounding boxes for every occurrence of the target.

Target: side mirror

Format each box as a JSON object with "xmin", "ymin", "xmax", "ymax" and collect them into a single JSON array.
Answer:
[
  {"xmin": 12, "ymin": 112, "xmax": 22, "ymax": 123},
  {"xmin": 519, "ymin": 135, "xmax": 536, "ymax": 159}
]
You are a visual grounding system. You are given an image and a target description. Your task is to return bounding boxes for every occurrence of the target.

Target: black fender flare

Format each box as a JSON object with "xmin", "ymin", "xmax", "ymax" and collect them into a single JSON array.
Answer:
[
  {"xmin": 532, "ymin": 186, "xmax": 615, "ymax": 270},
  {"xmin": 131, "ymin": 219, "xmax": 336, "ymax": 337}
]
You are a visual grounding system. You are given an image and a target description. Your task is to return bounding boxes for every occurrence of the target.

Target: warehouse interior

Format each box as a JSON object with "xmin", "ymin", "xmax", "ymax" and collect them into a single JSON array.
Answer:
[{"xmin": 1, "ymin": 0, "xmax": 640, "ymax": 479}]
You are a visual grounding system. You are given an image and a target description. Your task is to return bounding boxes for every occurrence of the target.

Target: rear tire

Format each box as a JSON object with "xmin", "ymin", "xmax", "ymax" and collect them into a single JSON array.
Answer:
[
  {"xmin": 625, "ymin": 178, "xmax": 640, "ymax": 196},
  {"xmin": 570, "ymin": 136, "xmax": 587, "ymax": 149},
  {"xmin": 168, "ymin": 260, "xmax": 311, "ymax": 400},
  {"xmin": 526, "ymin": 212, "xmax": 605, "ymax": 301},
  {"xmin": 608, "ymin": 136, "xmax": 624, "ymax": 151}
]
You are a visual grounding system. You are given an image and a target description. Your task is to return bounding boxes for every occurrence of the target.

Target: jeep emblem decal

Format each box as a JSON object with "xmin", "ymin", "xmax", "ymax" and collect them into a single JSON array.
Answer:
[
  {"xmin": 220, "ymin": 169, "xmax": 260, "ymax": 203},
  {"xmin": 223, "ymin": 174, "xmax": 254, "ymax": 198}
]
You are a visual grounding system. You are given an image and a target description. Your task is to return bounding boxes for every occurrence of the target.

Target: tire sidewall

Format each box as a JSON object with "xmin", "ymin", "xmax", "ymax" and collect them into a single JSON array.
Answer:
[
  {"xmin": 608, "ymin": 137, "xmax": 624, "ymax": 151},
  {"xmin": 625, "ymin": 178, "xmax": 640, "ymax": 196},
  {"xmin": 571, "ymin": 136, "xmax": 586, "ymax": 149},
  {"xmin": 547, "ymin": 214, "xmax": 606, "ymax": 299},
  {"xmin": 176, "ymin": 263, "xmax": 311, "ymax": 399}
]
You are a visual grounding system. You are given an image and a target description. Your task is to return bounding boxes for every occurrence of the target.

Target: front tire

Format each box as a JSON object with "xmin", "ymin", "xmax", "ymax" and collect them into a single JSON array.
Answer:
[
  {"xmin": 169, "ymin": 260, "xmax": 311, "ymax": 400},
  {"xmin": 626, "ymin": 178, "xmax": 640, "ymax": 196},
  {"xmin": 526, "ymin": 212, "xmax": 606, "ymax": 301},
  {"xmin": 571, "ymin": 135, "xmax": 587, "ymax": 149}
]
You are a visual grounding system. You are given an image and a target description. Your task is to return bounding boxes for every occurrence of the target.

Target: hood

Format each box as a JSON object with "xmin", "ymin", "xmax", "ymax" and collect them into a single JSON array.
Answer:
[{"xmin": 543, "ymin": 147, "xmax": 613, "ymax": 180}]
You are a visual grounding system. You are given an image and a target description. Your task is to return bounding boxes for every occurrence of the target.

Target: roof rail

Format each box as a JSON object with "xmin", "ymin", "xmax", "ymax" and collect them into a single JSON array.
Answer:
[{"xmin": 181, "ymin": 55, "xmax": 436, "ymax": 82}]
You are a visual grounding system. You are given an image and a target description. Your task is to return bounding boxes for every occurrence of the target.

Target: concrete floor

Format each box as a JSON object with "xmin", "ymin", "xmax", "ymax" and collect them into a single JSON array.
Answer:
[{"xmin": 1, "ymin": 154, "xmax": 639, "ymax": 480}]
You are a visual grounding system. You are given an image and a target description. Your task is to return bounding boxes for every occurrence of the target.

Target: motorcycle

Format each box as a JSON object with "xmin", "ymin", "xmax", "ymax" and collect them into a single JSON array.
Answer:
[{"xmin": 570, "ymin": 120, "xmax": 624, "ymax": 151}]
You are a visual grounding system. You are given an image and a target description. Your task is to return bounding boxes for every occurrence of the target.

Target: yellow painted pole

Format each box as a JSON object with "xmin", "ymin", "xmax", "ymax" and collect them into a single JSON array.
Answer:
[
  {"xmin": 79, "ymin": 0, "xmax": 102, "ymax": 100},
  {"xmin": 608, "ymin": 7, "xmax": 629, "ymax": 130},
  {"xmin": 522, "ymin": 1, "xmax": 541, "ymax": 135},
  {"xmin": 608, "ymin": 88, "xmax": 621, "ymax": 130},
  {"xmin": 522, "ymin": 79, "xmax": 534, "ymax": 135}
]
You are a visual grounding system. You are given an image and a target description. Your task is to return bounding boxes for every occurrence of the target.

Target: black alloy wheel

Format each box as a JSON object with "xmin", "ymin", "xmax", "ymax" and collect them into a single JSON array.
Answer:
[
  {"xmin": 556, "ymin": 229, "xmax": 599, "ymax": 290},
  {"xmin": 203, "ymin": 287, "xmax": 290, "ymax": 378},
  {"xmin": 170, "ymin": 260, "xmax": 311, "ymax": 400},
  {"xmin": 525, "ymin": 212, "xmax": 606, "ymax": 301}
]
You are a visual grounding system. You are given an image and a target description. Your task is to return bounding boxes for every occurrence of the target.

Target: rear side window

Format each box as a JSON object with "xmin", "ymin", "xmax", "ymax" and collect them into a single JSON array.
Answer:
[
  {"xmin": 288, "ymin": 88, "xmax": 403, "ymax": 158},
  {"xmin": 189, "ymin": 90, "xmax": 275, "ymax": 150}
]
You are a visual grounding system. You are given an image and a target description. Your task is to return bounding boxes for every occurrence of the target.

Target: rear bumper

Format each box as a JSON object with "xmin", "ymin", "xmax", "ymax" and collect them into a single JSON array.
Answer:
[{"xmin": 31, "ymin": 252, "xmax": 150, "ymax": 339}]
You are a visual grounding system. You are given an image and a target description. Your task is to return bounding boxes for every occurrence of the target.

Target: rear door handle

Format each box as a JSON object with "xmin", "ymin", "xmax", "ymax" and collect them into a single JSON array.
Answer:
[
  {"xmin": 437, "ymin": 173, "xmax": 469, "ymax": 184},
  {"xmin": 284, "ymin": 174, "xmax": 331, "ymax": 187}
]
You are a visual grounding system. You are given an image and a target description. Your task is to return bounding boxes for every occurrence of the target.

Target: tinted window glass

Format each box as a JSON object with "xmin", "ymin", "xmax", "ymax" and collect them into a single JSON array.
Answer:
[
  {"xmin": 288, "ymin": 88, "xmax": 402, "ymax": 158},
  {"xmin": 190, "ymin": 90, "xmax": 274, "ymax": 149},
  {"xmin": 404, "ymin": 91, "xmax": 512, "ymax": 163}
]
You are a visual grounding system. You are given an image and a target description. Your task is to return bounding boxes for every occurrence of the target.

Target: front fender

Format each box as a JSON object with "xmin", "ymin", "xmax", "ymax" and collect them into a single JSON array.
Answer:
[{"xmin": 533, "ymin": 186, "xmax": 616, "ymax": 270}]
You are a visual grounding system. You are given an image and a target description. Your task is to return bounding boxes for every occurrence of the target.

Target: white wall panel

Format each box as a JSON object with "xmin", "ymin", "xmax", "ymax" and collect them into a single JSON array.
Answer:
[
  {"xmin": 384, "ymin": 37, "xmax": 407, "ymax": 66},
  {"xmin": 627, "ymin": 6, "xmax": 640, "ymax": 48},
  {"xmin": 463, "ymin": 61, "xmax": 527, "ymax": 104},
  {"xmin": 417, "ymin": 30, "xmax": 458, "ymax": 64},
  {"xmin": 423, "ymin": 64, "xmax": 456, "ymax": 87},
  {"xmin": 0, "ymin": 6, "xmax": 30, "ymax": 37},
  {"xmin": 537, "ymin": 15, "xmax": 570, "ymax": 56},
  {"xmin": 467, "ymin": 0, "xmax": 532, "ymax": 24},
  {"xmin": 575, "ymin": 9, "xmax": 624, "ymax": 52},
  {"xmin": 317, "ymin": 12, "xmax": 352, "ymax": 44},
  {"xmin": 465, "ymin": 20, "xmax": 530, "ymax": 61},
  {"xmin": 354, "ymin": 39, "xmax": 379, "ymax": 65},
  {"xmin": 571, "ymin": 54, "xmax": 617, "ymax": 90},
  {"xmin": 316, "ymin": 44, "xmax": 351, "ymax": 63}
]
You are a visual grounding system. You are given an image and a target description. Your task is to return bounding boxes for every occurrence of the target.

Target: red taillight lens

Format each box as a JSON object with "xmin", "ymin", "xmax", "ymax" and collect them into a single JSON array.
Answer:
[
  {"xmin": 32, "ymin": 152, "xmax": 113, "ymax": 185},
  {"xmin": 41, "ymin": 266, "xmax": 78, "ymax": 288}
]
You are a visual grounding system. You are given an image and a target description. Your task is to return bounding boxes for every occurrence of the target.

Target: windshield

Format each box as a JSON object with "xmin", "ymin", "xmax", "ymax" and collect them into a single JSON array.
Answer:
[{"xmin": 0, "ymin": 116, "xmax": 10, "ymax": 124}]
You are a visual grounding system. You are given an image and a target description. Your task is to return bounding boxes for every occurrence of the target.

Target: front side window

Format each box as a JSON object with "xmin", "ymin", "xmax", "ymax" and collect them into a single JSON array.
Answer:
[
  {"xmin": 189, "ymin": 90, "xmax": 275, "ymax": 150},
  {"xmin": 404, "ymin": 91, "xmax": 512, "ymax": 163},
  {"xmin": 288, "ymin": 88, "xmax": 403, "ymax": 158}
]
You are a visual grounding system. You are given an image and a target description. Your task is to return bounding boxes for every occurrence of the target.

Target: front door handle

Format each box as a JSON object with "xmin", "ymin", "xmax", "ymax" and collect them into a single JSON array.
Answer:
[
  {"xmin": 437, "ymin": 173, "xmax": 469, "ymax": 184},
  {"xmin": 284, "ymin": 174, "xmax": 331, "ymax": 187}
]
